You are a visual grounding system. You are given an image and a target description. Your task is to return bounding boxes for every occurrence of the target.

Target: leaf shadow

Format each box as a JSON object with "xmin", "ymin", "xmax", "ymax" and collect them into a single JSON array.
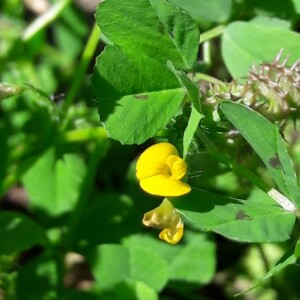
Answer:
[
  {"xmin": 174, "ymin": 188, "xmax": 241, "ymax": 214},
  {"xmin": 91, "ymin": 68, "xmax": 123, "ymax": 122}
]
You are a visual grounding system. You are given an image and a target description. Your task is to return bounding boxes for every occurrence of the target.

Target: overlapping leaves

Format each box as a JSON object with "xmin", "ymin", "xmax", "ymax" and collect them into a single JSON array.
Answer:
[{"xmin": 92, "ymin": 0, "xmax": 200, "ymax": 144}]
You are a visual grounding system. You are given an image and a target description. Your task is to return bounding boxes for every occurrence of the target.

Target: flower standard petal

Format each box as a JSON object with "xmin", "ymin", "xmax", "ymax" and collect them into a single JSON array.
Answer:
[
  {"xmin": 136, "ymin": 142, "xmax": 191, "ymax": 197},
  {"xmin": 136, "ymin": 143, "xmax": 178, "ymax": 180}
]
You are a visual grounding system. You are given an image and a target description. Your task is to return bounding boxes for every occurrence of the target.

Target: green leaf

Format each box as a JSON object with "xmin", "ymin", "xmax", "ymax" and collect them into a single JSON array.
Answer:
[
  {"xmin": 75, "ymin": 193, "xmax": 139, "ymax": 250},
  {"xmin": 123, "ymin": 234, "xmax": 179, "ymax": 264},
  {"xmin": 93, "ymin": 46, "xmax": 181, "ymax": 104},
  {"xmin": 129, "ymin": 247, "xmax": 168, "ymax": 291},
  {"xmin": 174, "ymin": 188, "xmax": 295, "ymax": 242},
  {"xmin": 183, "ymin": 106, "xmax": 202, "ymax": 159},
  {"xmin": 89, "ymin": 244, "xmax": 168, "ymax": 292},
  {"xmin": 292, "ymin": 0, "xmax": 300, "ymax": 13},
  {"xmin": 236, "ymin": 248, "xmax": 296, "ymax": 296},
  {"xmin": 166, "ymin": 0, "xmax": 232, "ymax": 22},
  {"xmin": 100, "ymin": 280, "xmax": 158, "ymax": 300},
  {"xmin": 0, "ymin": 211, "xmax": 47, "ymax": 255},
  {"xmin": 96, "ymin": 0, "xmax": 200, "ymax": 69},
  {"xmin": 249, "ymin": 16, "xmax": 291, "ymax": 30},
  {"xmin": 92, "ymin": 46, "xmax": 185, "ymax": 144},
  {"xmin": 22, "ymin": 148, "xmax": 86, "ymax": 216},
  {"xmin": 16, "ymin": 253, "xmax": 58, "ymax": 300},
  {"xmin": 93, "ymin": 0, "xmax": 200, "ymax": 144},
  {"xmin": 117, "ymin": 280, "xmax": 158, "ymax": 300},
  {"xmin": 243, "ymin": 0, "xmax": 296, "ymax": 17},
  {"xmin": 168, "ymin": 232, "xmax": 215, "ymax": 283},
  {"xmin": 89, "ymin": 244, "xmax": 130, "ymax": 290},
  {"xmin": 220, "ymin": 101, "xmax": 300, "ymax": 207},
  {"xmin": 123, "ymin": 232, "xmax": 216, "ymax": 284},
  {"xmin": 222, "ymin": 21, "xmax": 300, "ymax": 78},
  {"xmin": 167, "ymin": 60, "xmax": 202, "ymax": 113}
]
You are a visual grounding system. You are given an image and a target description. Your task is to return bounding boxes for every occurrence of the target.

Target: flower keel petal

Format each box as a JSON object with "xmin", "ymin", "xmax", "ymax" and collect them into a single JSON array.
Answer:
[{"xmin": 159, "ymin": 221, "xmax": 184, "ymax": 245}]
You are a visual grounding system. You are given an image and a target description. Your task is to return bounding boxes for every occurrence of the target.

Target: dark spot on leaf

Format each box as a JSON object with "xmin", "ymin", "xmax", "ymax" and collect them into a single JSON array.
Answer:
[
  {"xmin": 236, "ymin": 210, "xmax": 252, "ymax": 220},
  {"xmin": 168, "ymin": 31, "xmax": 174, "ymax": 38},
  {"xmin": 134, "ymin": 94, "xmax": 148, "ymax": 100},
  {"xmin": 268, "ymin": 155, "xmax": 281, "ymax": 169}
]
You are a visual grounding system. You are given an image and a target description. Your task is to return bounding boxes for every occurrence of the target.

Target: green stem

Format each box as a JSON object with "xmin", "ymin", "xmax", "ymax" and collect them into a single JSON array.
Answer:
[
  {"xmin": 194, "ymin": 73, "xmax": 221, "ymax": 84},
  {"xmin": 202, "ymin": 41, "xmax": 211, "ymax": 66},
  {"xmin": 256, "ymin": 244, "xmax": 271, "ymax": 273},
  {"xmin": 211, "ymin": 152, "xmax": 270, "ymax": 191},
  {"xmin": 210, "ymin": 152, "xmax": 297, "ymax": 212},
  {"xmin": 63, "ymin": 23, "xmax": 101, "ymax": 111},
  {"xmin": 22, "ymin": 0, "xmax": 72, "ymax": 42},
  {"xmin": 200, "ymin": 25, "xmax": 225, "ymax": 44}
]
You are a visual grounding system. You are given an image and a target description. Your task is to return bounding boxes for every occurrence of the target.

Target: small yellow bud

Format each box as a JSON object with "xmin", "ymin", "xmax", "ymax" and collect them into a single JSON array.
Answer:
[{"xmin": 142, "ymin": 198, "xmax": 184, "ymax": 245}]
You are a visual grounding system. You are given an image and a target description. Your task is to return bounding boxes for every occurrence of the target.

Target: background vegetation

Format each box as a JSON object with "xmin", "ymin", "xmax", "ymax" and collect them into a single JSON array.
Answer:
[{"xmin": 1, "ymin": 0, "xmax": 300, "ymax": 299}]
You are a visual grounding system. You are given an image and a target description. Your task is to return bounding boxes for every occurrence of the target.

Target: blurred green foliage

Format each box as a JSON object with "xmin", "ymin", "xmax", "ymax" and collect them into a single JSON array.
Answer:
[{"xmin": 1, "ymin": 0, "xmax": 300, "ymax": 299}]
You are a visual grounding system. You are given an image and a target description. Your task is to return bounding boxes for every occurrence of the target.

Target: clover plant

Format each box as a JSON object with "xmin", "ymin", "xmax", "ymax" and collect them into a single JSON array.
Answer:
[{"xmin": 1, "ymin": 0, "xmax": 300, "ymax": 299}]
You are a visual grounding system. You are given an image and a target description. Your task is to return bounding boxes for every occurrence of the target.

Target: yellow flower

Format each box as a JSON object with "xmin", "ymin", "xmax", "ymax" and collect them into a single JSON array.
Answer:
[
  {"xmin": 136, "ymin": 143, "xmax": 191, "ymax": 197},
  {"xmin": 142, "ymin": 198, "xmax": 184, "ymax": 244}
]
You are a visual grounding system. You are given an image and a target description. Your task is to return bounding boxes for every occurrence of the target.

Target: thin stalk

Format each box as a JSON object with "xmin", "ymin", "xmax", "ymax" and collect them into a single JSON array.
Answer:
[
  {"xmin": 194, "ymin": 73, "xmax": 221, "ymax": 84},
  {"xmin": 62, "ymin": 23, "xmax": 101, "ymax": 111},
  {"xmin": 200, "ymin": 25, "xmax": 225, "ymax": 44},
  {"xmin": 202, "ymin": 41, "xmax": 211, "ymax": 67},
  {"xmin": 210, "ymin": 152, "xmax": 297, "ymax": 212},
  {"xmin": 255, "ymin": 244, "xmax": 279, "ymax": 292},
  {"xmin": 256, "ymin": 244, "xmax": 271, "ymax": 273},
  {"xmin": 211, "ymin": 152, "xmax": 270, "ymax": 191},
  {"xmin": 22, "ymin": 0, "xmax": 72, "ymax": 42}
]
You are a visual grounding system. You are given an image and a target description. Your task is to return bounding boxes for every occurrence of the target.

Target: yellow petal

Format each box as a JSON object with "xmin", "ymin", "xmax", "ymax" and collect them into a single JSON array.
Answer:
[
  {"xmin": 136, "ymin": 143, "xmax": 178, "ymax": 180},
  {"xmin": 159, "ymin": 221, "xmax": 184, "ymax": 245},
  {"xmin": 142, "ymin": 198, "xmax": 179, "ymax": 229},
  {"xmin": 166, "ymin": 155, "xmax": 187, "ymax": 180},
  {"xmin": 142, "ymin": 198, "xmax": 185, "ymax": 244},
  {"xmin": 140, "ymin": 174, "xmax": 191, "ymax": 197}
]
